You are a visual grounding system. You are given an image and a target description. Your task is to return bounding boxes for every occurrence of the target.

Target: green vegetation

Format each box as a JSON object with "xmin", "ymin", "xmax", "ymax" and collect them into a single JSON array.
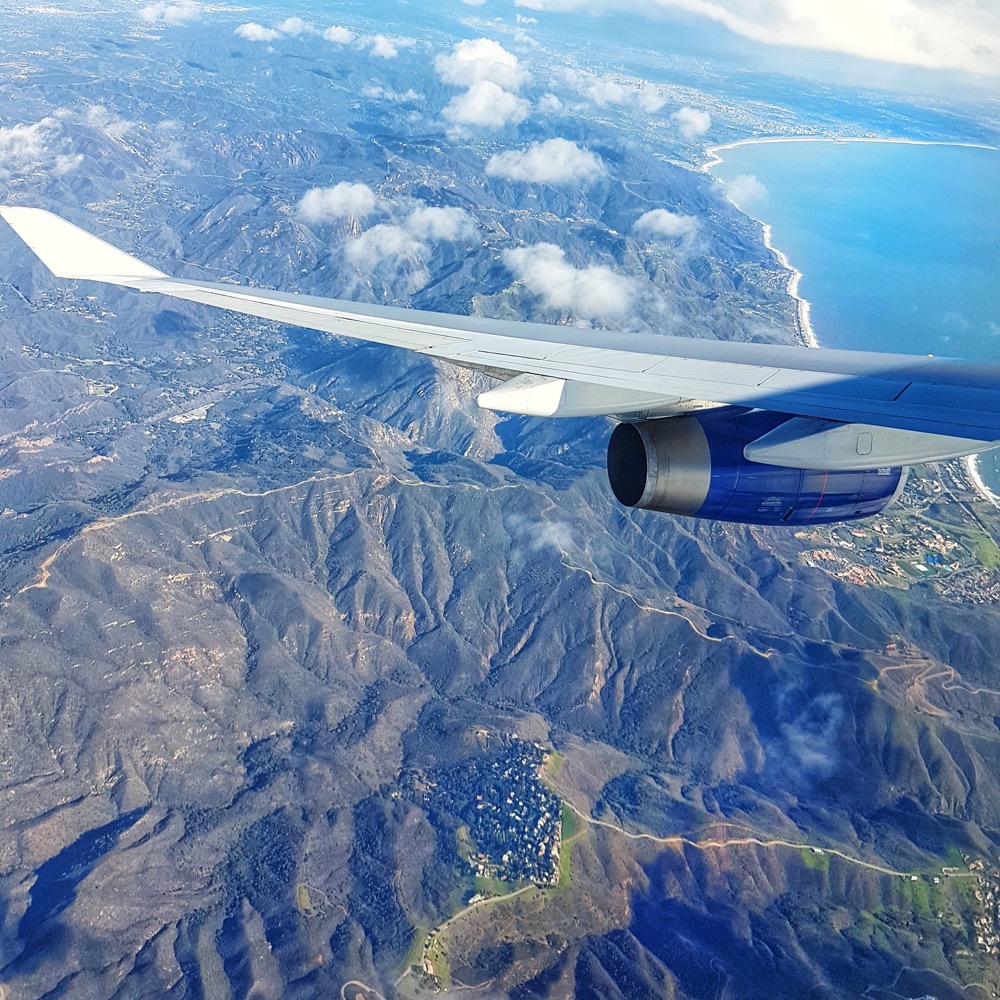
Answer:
[
  {"xmin": 944, "ymin": 846, "xmax": 965, "ymax": 867},
  {"xmin": 951, "ymin": 873, "xmax": 982, "ymax": 918},
  {"xmin": 897, "ymin": 877, "xmax": 932, "ymax": 916},
  {"xmin": 845, "ymin": 910, "xmax": 877, "ymax": 949},
  {"xmin": 556, "ymin": 839, "xmax": 573, "ymax": 890},
  {"xmin": 442, "ymin": 740, "xmax": 561, "ymax": 885},
  {"xmin": 552, "ymin": 803, "xmax": 583, "ymax": 890},
  {"xmin": 445, "ymin": 880, "xmax": 472, "ymax": 916},
  {"xmin": 544, "ymin": 750, "xmax": 565, "ymax": 780},
  {"xmin": 401, "ymin": 924, "xmax": 427, "ymax": 975},
  {"xmin": 294, "ymin": 883, "xmax": 317, "ymax": 917},
  {"xmin": 972, "ymin": 533, "xmax": 1000, "ymax": 568},
  {"xmin": 473, "ymin": 874, "xmax": 518, "ymax": 896},
  {"xmin": 425, "ymin": 934, "xmax": 451, "ymax": 988},
  {"xmin": 456, "ymin": 824, "xmax": 476, "ymax": 861},
  {"xmin": 799, "ymin": 848, "xmax": 830, "ymax": 874},
  {"xmin": 560, "ymin": 803, "xmax": 579, "ymax": 843}
]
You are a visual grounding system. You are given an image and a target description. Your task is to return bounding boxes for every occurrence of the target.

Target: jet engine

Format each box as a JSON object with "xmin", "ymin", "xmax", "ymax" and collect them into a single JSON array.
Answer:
[{"xmin": 607, "ymin": 407, "xmax": 908, "ymax": 525}]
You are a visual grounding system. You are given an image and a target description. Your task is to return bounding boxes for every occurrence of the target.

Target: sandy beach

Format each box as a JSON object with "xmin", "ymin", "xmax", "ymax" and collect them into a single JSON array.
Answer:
[
  {"xmin": 706, "ymin": 135, "xmax": 1000, "ymax": 507},
  {"xmin": 965, "ymin": 456, "xmax": 1000, "ymax": 508},
  {"xmin": 702, "ymin": 134, "xmax": 999, "ymax": 173},
  {"xmin": 759, "ymin": 222, "xmax": 817, "ymax": 348}
]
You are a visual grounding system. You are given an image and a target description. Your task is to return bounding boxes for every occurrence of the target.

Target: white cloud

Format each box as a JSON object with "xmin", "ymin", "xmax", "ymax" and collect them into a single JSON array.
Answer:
[
  {"xmin": 55, "ymin": 153, "xmax": 84, "ymax": 174},
  {"xmin": 778, "ymin": 691, "xmax": 845, "ymax": 781},
  {"xmin": 486, "ymin": 138, "xmax": 605, "ymax": 184},
  {"xmin": 85, "ymin": 105, "xmax": 134, "ymax": 139},
  {"xmin": 323, "ymin": 25, "xmax": 355, "ymax": 44},
  {"xmin": 299, "ymin": 185, "xmax": 476, "ymax": 257},
  {"xmin": 584, "ymin": 77, "xmax": 630, "ymax": 107},
  {"xmin": 0, "ymin": 120, "xmax": 52, "ymax": 165},
  {"xmin": 344, "ymin": 204, "xmax": 476, "ymax": 286},
  {"xmin": 235, "ymin": 22, "xmax": 280, "ymax": 42},
  {"xmin": 0, "ymin": 118, "xmax": 81, "ymax": 177},
  {"xmin": 434, "ymin": 38, "xmax": 530, "ymax": 90},
  {"xmin": 443, "ymin": 81, "xmax": 530, "ymax": 128},
  {"xmin": 138, "ymin": 0, "xmax": 201, "ymax": 24},
  {"xmin": 463, "ymin": 0, "xmax": 487, "ymax": 5},
  {"xmin": 503, "ymin": 243, "xmax": 633, "ymax": 320},
  {"xmin": 724, "ymin": 174, "xmax": 769, "ymax": 211},
  {"xmin": 406, "ymin": 205, "xmax": 476, "ymax": 241},
  {"xmin": 363, "ymin": 86, "xmax": 422, "ymax": 102},
  {"xmin": 512, "ymin": 27, "xmax": 541, "ymax": 48},
  {"xmin": 637, "ymin": 86, "xmax": 666, "ymax": 113},
  {"xmin": 234, "ymin": 19, "xmax": 412, "ymax": 56},
  {"xmin": 346, "ymin": 223, "xmax": 425, "ymax": 270},
  {"xmin": 565, "ymin": 70, "xmax": 665, "ymax": 113},
  {"xmin": 359, "ymin": 34, "xmax": 415, "ymax": 58},
  {"xmin": 533, "ymin": 521, "xmax": 573, "ymax": 551},
  {"xmin": 275, "ymin": 16, "xmax": 314, "ymax": 35},
  {"xmin": 941, "ymin": 310, "xmax": 970, "ymax": 332},
  {"xmin": 514, "ymin": 0, "xmax": 1000, "ymax": 76},
  {"xmin": 369, "ymin": 34, "xmax": 399, "ymax": 58},
  {"xmin": 506, "ymin": 514, "xmax": 574, "ymax": 554},
  {"xmin": 672, "ymin": 106, "xmax": 711, "ymax": 139},
  {"xmin": 298, "ymin": 182, "xmax": 378, "ymax": 223},
  {"xmin": 634, "ymin": 208, "xmax": 698, "ymax": 240},
  {"xmin": 537, "ymin": 93, "xmax": 563, "ymax": 113},
  {"xmin": 516, "ymin": 13, "xmax": 538, "ymax": 22},
  {"xmin": 156, "ymin": 121, "xmax": 193, "ymax": 169}
]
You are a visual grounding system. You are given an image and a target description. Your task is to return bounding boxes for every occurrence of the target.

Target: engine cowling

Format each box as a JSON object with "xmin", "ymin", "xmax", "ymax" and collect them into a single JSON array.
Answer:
[{"xmin": 607, "ymin": 407, "xmax": 908, "ymax": 525}]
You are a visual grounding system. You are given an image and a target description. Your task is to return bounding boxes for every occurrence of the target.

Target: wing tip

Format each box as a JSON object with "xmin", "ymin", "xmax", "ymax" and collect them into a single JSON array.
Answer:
[{"xmin": 1, "ymin": 205, "xmax": 167, "ymax": 283}]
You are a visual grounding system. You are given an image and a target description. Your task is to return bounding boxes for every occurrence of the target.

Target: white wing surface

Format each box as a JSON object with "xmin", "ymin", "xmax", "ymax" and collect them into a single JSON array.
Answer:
[{"xmin": 4, "ymin": 207, "xmax": 1000, "ymax": 448}]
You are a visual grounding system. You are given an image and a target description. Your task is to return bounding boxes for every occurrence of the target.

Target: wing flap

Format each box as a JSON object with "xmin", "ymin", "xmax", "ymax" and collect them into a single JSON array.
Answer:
[{"xmin": 757, "ymin": 367, "xmax": 911, "ymax": 401}]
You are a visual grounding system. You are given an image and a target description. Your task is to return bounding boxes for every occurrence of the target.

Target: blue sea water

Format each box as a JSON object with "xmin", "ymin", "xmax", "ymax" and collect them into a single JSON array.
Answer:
[{"xmin": 711, "ymin": 139, "xmax": 1000, "ymax": 485}]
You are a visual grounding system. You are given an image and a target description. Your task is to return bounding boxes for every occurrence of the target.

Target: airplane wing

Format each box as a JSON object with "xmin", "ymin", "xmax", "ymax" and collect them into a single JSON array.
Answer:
[{"xmin": 4, "ymin": 206, "xmax": 1000, "ymax": 472}]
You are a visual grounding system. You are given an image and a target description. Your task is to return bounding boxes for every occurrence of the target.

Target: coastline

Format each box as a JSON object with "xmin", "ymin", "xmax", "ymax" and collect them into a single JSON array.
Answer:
[
  {"xmin": 703, "ymin": 135, "xmax": 999, "ymax": 353},
  {"xmin": 759, "ymin": 221, "xmax": 817, "ymax": 349},
  {"xmin": 702, "ymin": 134, "xmax": 1000, "ymax": 174},
  {"xmin": 705, "ymin": 134, "xmax": 1000, "ymax": 507},
  {"xmin": 964, "ymin": 455, "xmax": 1000, "ymax": 509}
]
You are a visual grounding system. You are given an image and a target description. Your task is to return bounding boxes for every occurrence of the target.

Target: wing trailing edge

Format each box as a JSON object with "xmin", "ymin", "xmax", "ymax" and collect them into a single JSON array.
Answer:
[{"xmin": 5, "ymin": 207, "xmax": 1000, "ymax": 449}]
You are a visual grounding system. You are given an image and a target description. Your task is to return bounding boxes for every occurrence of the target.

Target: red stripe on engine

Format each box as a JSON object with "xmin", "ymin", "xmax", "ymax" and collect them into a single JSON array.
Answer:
[{"xmin": 805, "ymin": 471, "xmax": 829, "ymax": 523}]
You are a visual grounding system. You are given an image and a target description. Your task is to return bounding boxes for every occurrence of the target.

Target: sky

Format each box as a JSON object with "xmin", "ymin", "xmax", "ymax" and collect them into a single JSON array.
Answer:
[
  {"xmin": 136, "ymin": 1, "xmax": 1000, "ymax": 86},
  {"xmin": 511, "ymin": 0, "xmax": 1000, "ymax": 79}
]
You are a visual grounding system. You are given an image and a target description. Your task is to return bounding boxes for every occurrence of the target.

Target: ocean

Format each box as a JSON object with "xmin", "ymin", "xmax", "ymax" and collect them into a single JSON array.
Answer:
[{"xmin": 709, "ymin": 138, "xmax": 1000, "ymax": 488}]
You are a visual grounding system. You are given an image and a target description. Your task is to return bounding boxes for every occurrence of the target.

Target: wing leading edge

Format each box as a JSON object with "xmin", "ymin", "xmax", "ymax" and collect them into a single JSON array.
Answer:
[{"xmin": 4, "ymin": 206, "xmax": 1000, "ymax": 455}]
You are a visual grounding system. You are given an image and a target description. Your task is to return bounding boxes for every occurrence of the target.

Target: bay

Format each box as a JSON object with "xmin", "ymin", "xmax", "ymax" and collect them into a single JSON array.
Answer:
[{"xmin": 710, "ymin": 138, "xmax": 1000, "ymax": 488}]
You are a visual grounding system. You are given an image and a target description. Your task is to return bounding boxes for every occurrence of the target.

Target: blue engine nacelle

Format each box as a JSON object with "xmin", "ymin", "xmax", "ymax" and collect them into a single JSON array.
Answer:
[{"xmin": 607, "ymin": 407, "xmax": 908, "ymax": 526}]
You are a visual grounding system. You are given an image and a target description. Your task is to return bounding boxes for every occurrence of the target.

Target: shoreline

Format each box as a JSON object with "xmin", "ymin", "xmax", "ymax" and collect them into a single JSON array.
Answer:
[
  {"xmin": 759, "ymin": 221, "xmax": 817, "ymax": 349},
  {"xmin": 702, "ymin": 134, "xmax": 1000, "ymax": 173},
  {"xmin": 706, "ymin": 134, "xmax": 1000, "ymax": 506},
  {"xmin": 964, "ymin": 455, "xmax": 1000, "ymax": 509},
  {"xmin": 703, "ymin": 135, "xmax": 999, "ymax": 353}
]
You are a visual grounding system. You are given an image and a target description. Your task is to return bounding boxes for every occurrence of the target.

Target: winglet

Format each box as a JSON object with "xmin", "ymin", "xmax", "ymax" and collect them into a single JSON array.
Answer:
[{"xmin": 0, "ymin": 206, "xmax": 167, "ymax": 282}]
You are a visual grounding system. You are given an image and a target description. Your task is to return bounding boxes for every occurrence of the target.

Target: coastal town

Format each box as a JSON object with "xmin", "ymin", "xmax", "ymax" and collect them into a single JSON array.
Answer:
[{"xmin": 795, "ymin": 462, "xmax": 1000, "ymax": 603}]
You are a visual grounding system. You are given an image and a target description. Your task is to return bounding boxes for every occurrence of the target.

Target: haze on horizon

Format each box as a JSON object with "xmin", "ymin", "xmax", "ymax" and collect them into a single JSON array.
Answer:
[{"xmin": 510, "ymin": 0, "xmax": 1000, "ymax": 83}]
